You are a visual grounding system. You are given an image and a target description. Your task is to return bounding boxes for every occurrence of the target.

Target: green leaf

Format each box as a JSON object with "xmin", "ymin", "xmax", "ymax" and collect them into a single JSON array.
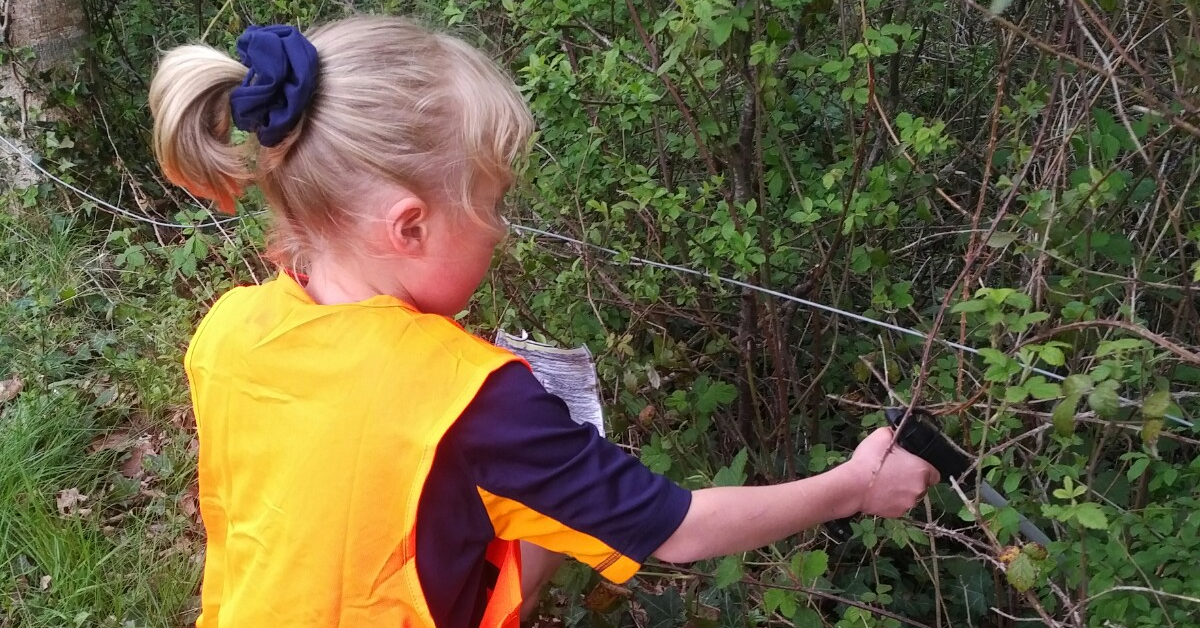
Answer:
[
  {"xmin": 794, "ymin": 550, "xmax": 829, "ymax": 582},
  {"xmin": 1017, "ymin": 311, "xmax": 1050, "ymax": 328},
  {"xmin": 1004, "ymin": 552, "xmax": 1038, "ymax": 592},
  {"xmin": 1040, "ymin": 503, "xmax": 1066, "ymax": 522},
  {"xmin": 1024, "ymin": 377, "xmax": 1061, "ymax": 400},
  {"xmin": 1141, "ymin": 389, "xmax": 1172, "ymax": 420},
  {"xmin": 819, "ymin": 60, "xmax": 843, "ymax": 74},
  {"xmin": 978, "ymin": 287, "xmax": 1014, "ymax": 304},
  {"xmin": 636, "ymin": 588, "xmax": 685, "ymax": 628},
  {"xmin": 1100, "ymin": 134, "xmax": 1120, "ymax": 161},
  {"xmin": 1040, "ymin": 346, "xmax": 1065, "ymax": 367},
  {"xmin": 851, "ymin": 247, "xmax": 871, "ymax": 273},
  {"xmin": 1053, "ymin": 476, "xmax": 1084, "ymax": 500},
  {"xmin": 1093, "ymin": 108, "xmax": 1118, "ymax": 136},
  {"xmin": 986, "ymin": 231, "xmax": 1019, "ymax": 248},
  {"xmin": 1063, "ymin": 374, "xmax": 1093, "ymax": 397},
  {"xmin": 1142, "ymin": 418, "xmax": 1163, "ymax": 450},
  {"xmin": 996, "ymin": 507, "xmax": 1023, "ymax": 537},
  {"xmin": 977, "ymin": 348, "xmax": 1008, "ymax": 365},
  {"xmin": 1125, "ymin": 455, "xmax": 1150, "ymax": 482},
  {"xmin": 1021, "ymin": 542, "xmax": 1048, "ymax": 561},
  {"xmin": 792, "ymin": 608, "xmax": 822, "ymax": 628},
  {"xmin": 988, "ymin": 0, "xmax": 1014, "ymax": 15},
  {"xmin": 1073, "ymin": 502, "xmax": 1109, "ymax": 530},
  {"xmin": 713, "ymin": 448, "xmax": 748, "ymax": 487},
  {"xmin": 1052, "ymin": 394, "xmax": 1080, "ymax": 437},
  {"xmin": 640, "ymin": 438, "xmax": 673, "ymax": 474},
  {"xmin": 710, "ymin": 18, "xmax": 734, "ymax": 46},
  {"xmin": 881, "ymin": 23, "xmax": 913, "ymax": 40},
  {"xmin": 1004, "ymin": 385, "xmax": 1028, "ymax": 404},
  {"xmin": 1087, "ymin": 380, "xmax": 1121, "ymax": 418},
  {"xmin": 1004, "ymin": 292, "xmax": 1033, "ymax": 310},
  {"xmin": 695, "ymin": 380, "xmax": 738, "ymax": 414},
  {"xmin": 764, "ymin": 589, "xmax": 797, "ymax": 617},
  {"xmin": 1096, "ymin": 338, "xmax": 1144, "ymax": 357},
  {"xmin": 714, "ymin": 555, "xmax": 743, "ymax": 589},
  {"xmin": 875, "ymin": 35, "xmax": 898, "ymax": 55},
  {"xmin": 951, "ymin": 299, "xmax": 989, "ymax": 313}
]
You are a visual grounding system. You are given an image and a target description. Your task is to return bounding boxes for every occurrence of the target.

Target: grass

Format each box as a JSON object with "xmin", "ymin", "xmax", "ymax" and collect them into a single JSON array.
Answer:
[{"xmin": 0, "ymin": 201, "xmax": 204, "ymax": 628}]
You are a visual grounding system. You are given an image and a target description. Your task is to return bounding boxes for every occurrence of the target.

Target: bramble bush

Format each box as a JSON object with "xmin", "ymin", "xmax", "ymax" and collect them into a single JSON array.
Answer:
[{"xmin": 2, "ymin": 1, "xmax": 1199, "ymax": 627}]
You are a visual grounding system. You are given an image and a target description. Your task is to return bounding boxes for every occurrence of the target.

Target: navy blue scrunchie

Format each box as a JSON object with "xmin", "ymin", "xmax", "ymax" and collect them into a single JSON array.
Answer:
[{"xmin": 230, "ymin": 25, "xmax": 319, "ymax": 147}]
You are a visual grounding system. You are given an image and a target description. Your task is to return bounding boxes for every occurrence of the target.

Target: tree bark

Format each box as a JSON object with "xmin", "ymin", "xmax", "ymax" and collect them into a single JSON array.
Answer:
[
  {"xmin": 1, "ymin": 0, "xmax": 88, "ymax": 191},
  {"xmin": 4, "ymin": 0, "xmax": 88, "ymax": 69}
]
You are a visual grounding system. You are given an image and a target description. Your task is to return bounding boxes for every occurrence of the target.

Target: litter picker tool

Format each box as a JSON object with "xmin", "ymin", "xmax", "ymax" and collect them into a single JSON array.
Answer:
[{"xmin": 824, "ymin": 408, "xmax": 1054, "ymax": 547}]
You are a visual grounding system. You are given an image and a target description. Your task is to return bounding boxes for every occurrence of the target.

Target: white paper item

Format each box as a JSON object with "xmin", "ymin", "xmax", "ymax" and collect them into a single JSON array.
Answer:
[{"xmin": 493, "ymin": 330, "xmax": 605, "ymax": 437}]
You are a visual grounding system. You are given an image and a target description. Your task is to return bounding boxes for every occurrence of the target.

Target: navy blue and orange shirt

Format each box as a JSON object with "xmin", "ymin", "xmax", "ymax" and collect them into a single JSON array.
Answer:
[{"xmin": 184, "ymin": 272, "xmax": 690, "ymax": 628}]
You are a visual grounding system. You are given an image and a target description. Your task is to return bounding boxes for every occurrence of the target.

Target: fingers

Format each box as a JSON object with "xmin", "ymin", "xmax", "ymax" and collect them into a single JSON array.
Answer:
[
  {"xmin": 887, "ymin": 438, "xmax": 939, "ymax": 486},
  {"xmin": 926, "ymin": 463, "xmax": 941, "ymax": 486},
  {"xmin": 852, "ymin": 427, "xmax": 942, "ymax": 518}
]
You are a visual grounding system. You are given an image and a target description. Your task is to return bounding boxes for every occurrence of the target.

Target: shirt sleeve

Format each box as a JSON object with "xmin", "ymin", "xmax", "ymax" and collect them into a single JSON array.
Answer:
[{"xmin": 450, "ymin": 361, "xmax": 692, "ymax": 583}]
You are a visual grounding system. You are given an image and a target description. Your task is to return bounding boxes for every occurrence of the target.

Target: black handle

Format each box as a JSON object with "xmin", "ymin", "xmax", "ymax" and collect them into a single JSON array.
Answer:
[
  {"xmin": 823, "ymin": 408, "xmax": 971, "ymax": 543},
  {"xmin": 824, "ymin": 517, "xmax": 855, "ymax": 544},
  {"xmin": 882, "ymin": 408, "xmax": 972, "ymax": 488}
]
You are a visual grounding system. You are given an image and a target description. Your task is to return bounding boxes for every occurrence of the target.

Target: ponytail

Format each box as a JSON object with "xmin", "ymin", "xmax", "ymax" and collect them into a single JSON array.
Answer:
[
  {"xmin": 149, "ymin": 45, "xmax": 251, "ymax": 214},
  {"xmin": 149, "ymin": 18, "xmax": 534, "ymax": 266}
]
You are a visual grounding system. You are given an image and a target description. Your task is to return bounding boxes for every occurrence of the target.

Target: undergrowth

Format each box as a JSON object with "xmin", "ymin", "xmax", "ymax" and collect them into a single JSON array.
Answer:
[
  {"xmin": 2, "ymin": 0, "xmax": 1199, "ymax": 627},
  {"xmin": 0, "ymin": 205, "xmax": 203, "ymax": 626}
]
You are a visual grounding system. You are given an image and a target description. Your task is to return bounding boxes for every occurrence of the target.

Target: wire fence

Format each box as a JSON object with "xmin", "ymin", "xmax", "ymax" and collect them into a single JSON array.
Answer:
[{"xmin": 1, "ymin": 132, "xmax": 1193, "ymax": 428}]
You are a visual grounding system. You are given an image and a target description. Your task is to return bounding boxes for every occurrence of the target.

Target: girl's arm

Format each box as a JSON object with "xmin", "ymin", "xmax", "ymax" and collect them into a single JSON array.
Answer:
[{"xmin": 653, "ymin": 427, "xmax": 938, "ymax": 563}]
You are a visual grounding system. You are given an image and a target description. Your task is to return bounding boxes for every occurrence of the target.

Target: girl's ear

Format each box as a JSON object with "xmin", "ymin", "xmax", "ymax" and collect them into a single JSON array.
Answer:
[{"xmin": 384, "ymin": 196, "xmax": 429, "ymax": 256}]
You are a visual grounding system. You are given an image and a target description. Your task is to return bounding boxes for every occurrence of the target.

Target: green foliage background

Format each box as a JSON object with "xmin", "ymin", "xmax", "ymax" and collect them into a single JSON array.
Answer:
[{"xmin": 2, "ymin": 0, "xmax": 1199, "ymax": 627}]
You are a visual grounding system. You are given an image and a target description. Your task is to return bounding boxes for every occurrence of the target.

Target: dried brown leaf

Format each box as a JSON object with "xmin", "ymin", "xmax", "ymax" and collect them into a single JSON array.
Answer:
[
  {"xmin": 584, "ymin": 582, "xmax": 631, "ymax": 613},
  {"xmin": 119, "ymin": 437, "xmax": 156, "ymax": 479},
  {"xmin": 93, "ymin": 385, "xmax": 118, "ymax": 407},
  {"xmin": 88, "ymin": 429, "xmax": 133, "ymax": 454},
  {"xmin": 0, "ymin": 376, "xmax": 23, "ymax": 403},
  {"xmin": 180, "ymin": 483, "xmax": 201, "ymax": 524},
  {"xmin": 637, "ymin": 405, "xmax": 656, "ymax": 427},
  {"xmin": 171, "ymin": 408, "xmax": 197, "ymax": 430},
  {"xmin": 56, "ymin": 488, "xmax": 88, "ymax": 516},
  {"xmin": 158, "ymin": 536, "xmax": 199, "ymax": 560},
  {"xmin": 998, "ymin": 545, "xmax": 1021, "ymax": 565}
]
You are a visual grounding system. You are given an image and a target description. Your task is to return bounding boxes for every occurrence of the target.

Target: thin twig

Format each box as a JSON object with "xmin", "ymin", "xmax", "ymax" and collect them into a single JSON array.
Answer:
[{"xmin": 1019, "ymin": 320, "xmax": 1200, "ymax": 366}]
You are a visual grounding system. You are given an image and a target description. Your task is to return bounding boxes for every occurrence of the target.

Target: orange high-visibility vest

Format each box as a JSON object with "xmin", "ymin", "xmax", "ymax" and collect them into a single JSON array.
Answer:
[{"xmin": 185, "ymin": 273, "xmax": 524, "ymax": 627}]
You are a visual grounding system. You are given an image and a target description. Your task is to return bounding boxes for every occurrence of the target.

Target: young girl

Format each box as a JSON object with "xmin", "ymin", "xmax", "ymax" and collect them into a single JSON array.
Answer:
[{"xmin": 150, "ymin": 16, "xmax": 939, "ymax": 628}]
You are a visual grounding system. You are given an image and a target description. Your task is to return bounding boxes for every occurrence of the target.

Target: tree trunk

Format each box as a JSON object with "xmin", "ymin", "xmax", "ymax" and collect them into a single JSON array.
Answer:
[
  {"xmin": 4, "ymin": 0, "xmax": 88, "ymax": 69},
  {"xmin": 1, "ymin": 0, "xmax": 88, "ymax": 191}
]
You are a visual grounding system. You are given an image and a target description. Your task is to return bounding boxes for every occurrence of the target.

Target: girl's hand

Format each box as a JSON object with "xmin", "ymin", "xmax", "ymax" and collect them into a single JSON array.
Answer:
[
  {"xmin": 653, "ymin": 426, "xmax": 942, "ymax": 563},
  {"xmin": 847, "ymin": 427, "xmax": 941, "ymax": 518}
]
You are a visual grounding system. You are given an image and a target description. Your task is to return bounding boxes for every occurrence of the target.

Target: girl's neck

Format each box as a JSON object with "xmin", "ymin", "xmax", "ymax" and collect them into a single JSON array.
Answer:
[{"xmin": 302, "ymin": 256, "xmax": 414, "ymax": 307}]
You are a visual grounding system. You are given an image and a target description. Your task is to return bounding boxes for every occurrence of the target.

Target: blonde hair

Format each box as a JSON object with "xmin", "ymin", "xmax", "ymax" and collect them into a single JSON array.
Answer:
[{"xmin": 149, "ymin": 16, "xmax": 533, "ymax": 265}]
